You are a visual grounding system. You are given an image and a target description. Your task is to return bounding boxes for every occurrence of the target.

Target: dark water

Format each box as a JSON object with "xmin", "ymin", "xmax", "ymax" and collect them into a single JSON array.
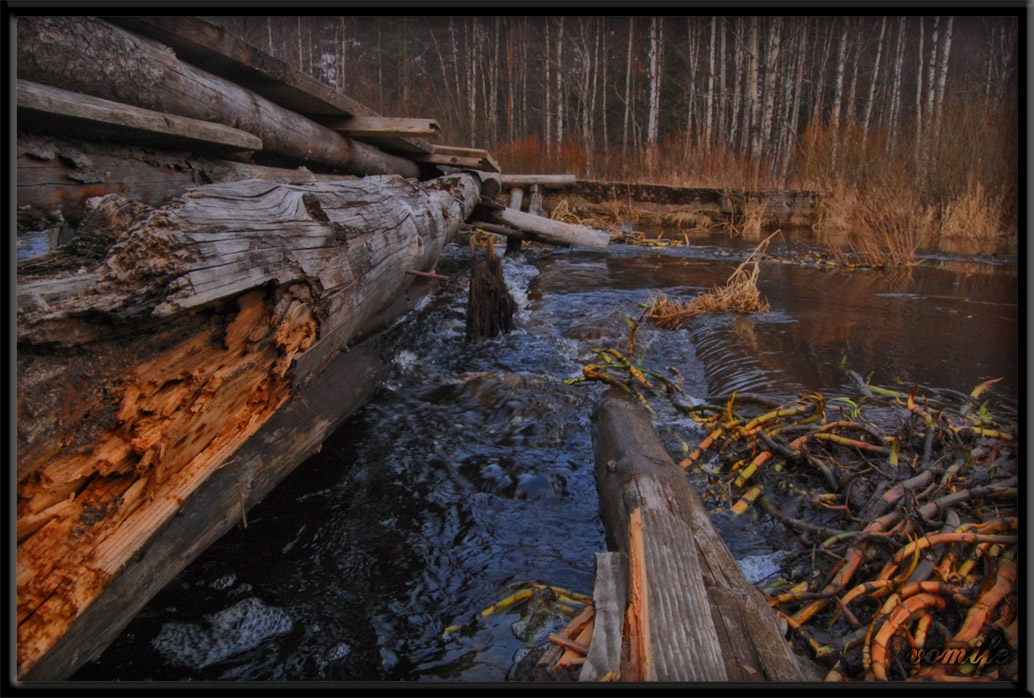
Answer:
[{"xmin": 74, "ymin": 233, "xmax": 1018, "ymax": 682}]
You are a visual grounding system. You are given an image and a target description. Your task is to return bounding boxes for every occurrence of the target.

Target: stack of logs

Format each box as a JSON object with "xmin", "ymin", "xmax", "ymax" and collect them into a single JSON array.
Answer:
[{"xmin": 16, "ymin": 15, "xmax": 608, "ymax": 681}]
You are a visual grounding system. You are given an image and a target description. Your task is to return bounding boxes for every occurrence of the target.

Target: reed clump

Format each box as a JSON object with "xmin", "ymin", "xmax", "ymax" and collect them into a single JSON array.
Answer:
[
  {"xmin": 939, "ymin": 179, "xmax": 1005, "ymax": 243},
  {"xmin": 646, "ymin": 233, "xmax": 774, "ymax": 329}
]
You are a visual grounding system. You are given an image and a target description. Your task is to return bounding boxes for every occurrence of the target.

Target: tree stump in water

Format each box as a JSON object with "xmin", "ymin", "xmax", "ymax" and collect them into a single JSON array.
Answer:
[{"xmin": 465, "ymin": 238, "xmax": 516, "ymax": 341}]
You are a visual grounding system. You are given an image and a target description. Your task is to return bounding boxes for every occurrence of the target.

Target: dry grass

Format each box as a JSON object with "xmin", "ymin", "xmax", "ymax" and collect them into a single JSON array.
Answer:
[
  {"xmin": 645, "ymin": 232, "xmax": 775, "ymax": 329},
  {"xmin": 939, "ymin": 179, "xmax": 1005, "ymax": 243}
]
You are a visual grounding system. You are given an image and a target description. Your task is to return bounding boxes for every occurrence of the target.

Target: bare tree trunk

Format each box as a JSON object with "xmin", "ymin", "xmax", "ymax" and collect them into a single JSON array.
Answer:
[
  {"xmin": 646, "ymin": 16, "xmax": 662, "ymax": 148},
  {"xmin": 760, "ymin": 17, "xmax": 782, "ymax": 165},
  {"xmin": 556, "ymin": 17, "xmax": 565, "ymax": 152},
  {"xmin": 730, "ymin": 18, "xmax": 744, "ymax": 151},
  {"xmin": 888, "ymin": 17, "xmax": 907, "ymax": 148},
  {"xmin": 934, "ymin": 16, "xmax": 954, "ymax": 131},
  {"xmin": 846, "ymin": 18, "xmax": 861, "ymax": 126},
  {"xmin": 545, "ymin": 18, "xmax": 553, "ymax": 155},
  {"xmin": 705, "ymin": 16, "xmax": 717, "ymax": 151},
  {"xmin": 747, "ymin": 17, "xmax": 760, "ymax": 167},
  {"xmin": 622, "ymin": 17, "xmax": 634, "ymax": 158},
  {"xmin": 925, "ymin": 17, "xmax": 940, "ymax": 132},
  {"xmin": 831, "ymin": 21, "xmax": 849, "ymax": 164},
  {"xmin": 780, "ymin": 18, "xmax": 808, "ymax": 181},
  {"xmin": 862, "ymin": 16, "xmax": 888, "ymax": 134},
  {"xmin": 718, "ymin": 18, "xmax": 727, "ymax": 145},
  {"xmin": 915, "ymin": 17, "xmax": 926, "ymax": 168}
]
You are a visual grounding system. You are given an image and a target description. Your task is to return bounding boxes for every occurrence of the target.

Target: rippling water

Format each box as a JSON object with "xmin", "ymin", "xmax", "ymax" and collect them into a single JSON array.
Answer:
[{"xmin": 74, "ymin": 233, "xmax": 1018, "ymax": 681}]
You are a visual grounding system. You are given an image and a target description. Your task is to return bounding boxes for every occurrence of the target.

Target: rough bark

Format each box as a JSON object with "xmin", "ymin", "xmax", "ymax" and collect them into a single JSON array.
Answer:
[
  {"xmin": 16, "ymin": 172, "xmax": 482, "ymax": 679},
  {"xmin": 592, "ymin": 389, "xmax": 806, "ymax": 682},
  {"xmin": 16, "ymin": 16, "xmax": 418, "ymax": 177}
]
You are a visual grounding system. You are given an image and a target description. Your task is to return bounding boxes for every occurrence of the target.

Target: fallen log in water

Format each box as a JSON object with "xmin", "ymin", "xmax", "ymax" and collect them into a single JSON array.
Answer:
[
  {"xmin": 16, "ymin": 171, "xmax": 484, "ymax": 679},
  {"xmin": 16, "ymin": 16, "xmax": 419, "ymax": 178},
  {"xmin": 591, "ymin": 389, "xmax": 806, "ymax": 681}
]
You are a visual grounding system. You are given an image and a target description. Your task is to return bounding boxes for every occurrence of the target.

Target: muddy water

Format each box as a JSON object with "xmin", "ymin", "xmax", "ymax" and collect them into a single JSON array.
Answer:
[{"xmin": 74, "ymin": 233, "xmax": 1017, "ymax": 681}]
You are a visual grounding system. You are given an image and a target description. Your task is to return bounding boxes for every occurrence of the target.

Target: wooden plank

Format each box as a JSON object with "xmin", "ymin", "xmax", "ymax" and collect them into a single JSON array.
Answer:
[
  {"xmin": 501, "ymin": 174, "xmax": 578, "ymax": 188},
  {"xmin": 579, "ymin": 552, "xmax": 627, "ymax": 682},
  {"xmin": 592, "ymin": 389, "xmax": 806, "ymax": 681},
  {"xmin": 321, "ymin": 116, "xmax": 441, "ymax": 139},
  {"xmin": 484, "ymin": 206, "xmax": 611, "ymax": 251},
  {"xmin": 18, "ymin": 80, "xmax": 262, "ymax": 153},
  {"xmin": 415, "ymin": 153, "xmax": 485, "ymax": 170},
  {"xmin": 106, "ymin": 16, "xmax": 434, "ymax": 156},
  {"xmin": 18, "ymin": 17, "xmax": 419, "ymax": 177},
  {"xmin": 431, "ymin": 144, "xmax": 501, "ymax": 173}
]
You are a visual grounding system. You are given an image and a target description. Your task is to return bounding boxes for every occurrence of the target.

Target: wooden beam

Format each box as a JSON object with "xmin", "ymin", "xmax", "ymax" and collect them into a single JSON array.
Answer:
[
  {"xmin": 430, "ymin": 144, "xmax": 501, "ymax": 173},
  {"xmin": 321, "ymin": 116, "xmax": 441, "ymax": 139},
  {"xmin": 501, "ymin": 174, "xmax": 578, "ymax": 188},
  {"xmin": 592, "ymin": 389, "xmax": 806, "ymax": 681},
  {"xmin": 17, "ymin": 16, "xmax": 419, "ymax": 177},
  {"xmin": 106, "ymin": 16, "xmax": 434, "ymax": 156},
  {"xmin": 483, "ymin": 206, "xmax": 611, "ymax": 251},
  {"xmin": 414, "ymin": 153, "xmax": 485, "ymax": 170},
  {"xmin": 18, "ymin": 80, "xmax": 262, "ymax": 154}
]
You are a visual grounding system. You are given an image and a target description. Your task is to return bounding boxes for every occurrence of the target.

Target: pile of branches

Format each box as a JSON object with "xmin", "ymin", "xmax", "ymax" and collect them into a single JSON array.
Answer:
[{"xmin": 567, "ymin": 326, "xmax": 1018, "ymax": 682}]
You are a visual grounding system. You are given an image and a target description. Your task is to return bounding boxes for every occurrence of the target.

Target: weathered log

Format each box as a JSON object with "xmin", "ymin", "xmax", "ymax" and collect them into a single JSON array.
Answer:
[
  {"xmin": 505, "ymin": 188, "xmax": 525, "ymax": 256},
  {"xmin": 16, "ymin": 16, "xmax": 419, "ymax": 177},
  {"xmin": 527, "ymin": 184, "xmax": 545, "ymax": 217},
  {"xmin": 17, "ymin": 133, "xmax": 357, "ymax": 228},
  {"xmin": 106, "ymin": 15, "xmax": 434, "ymax": 156},
  {"xmin": 322, "ymin": 116, "xmax": 442, "ymax": 139},
  {"xmin": 481, "ymin": 205, "xmax": 611, "ymax": 251},
  {"xmin": 17, "ymin": 80, "xmax": 263, "ymax": 154},
  {"xmin": 592, "ymin": 389, "xmax": 805, "ymax": 681},
  {"xmin": 501, "ymin": 174, "xmax": 578, "ymax": 188},
  {"xmin": 16, "ymin": 172, "xmax": 483, "ymax": 679}
]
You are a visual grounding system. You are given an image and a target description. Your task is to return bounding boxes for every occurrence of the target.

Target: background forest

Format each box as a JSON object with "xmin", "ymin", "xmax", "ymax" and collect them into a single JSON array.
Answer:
[{"xmin": 207, "ymin": 15, "xmax": 1019, "ymax": 246}]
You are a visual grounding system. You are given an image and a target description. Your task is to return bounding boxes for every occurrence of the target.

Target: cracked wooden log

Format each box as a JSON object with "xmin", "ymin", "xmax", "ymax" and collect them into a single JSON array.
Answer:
[
  {"xmin": 16, "ymin": 171, "xmax": 483, "ymax": 679},
  {"xmin": 16, "ymin": 15, "xmax": 419, "ymax": 178},
  {"xmin": 592, "ymin": 389, "xmax": 806, "ymax": 681}
]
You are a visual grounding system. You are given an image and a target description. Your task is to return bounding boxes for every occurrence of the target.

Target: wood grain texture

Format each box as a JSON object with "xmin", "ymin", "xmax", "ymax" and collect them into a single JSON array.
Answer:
[{"xmin": 592, "ymin": 389, "xmax": 805, "ymax": 681}]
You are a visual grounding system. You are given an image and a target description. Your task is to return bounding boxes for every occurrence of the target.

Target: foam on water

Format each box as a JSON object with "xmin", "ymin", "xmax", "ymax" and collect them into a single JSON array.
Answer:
[
  {"xmin": 736, "ymin": 550, "xmax": 785, "ymax": 584},
  {"xmin": 152, "ymin": 598, "xmax": 293, "ymax": 669}
]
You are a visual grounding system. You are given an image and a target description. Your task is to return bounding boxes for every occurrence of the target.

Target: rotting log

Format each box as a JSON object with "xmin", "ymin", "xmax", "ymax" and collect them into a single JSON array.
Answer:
[
  {"xmin": 16, "ymin": 171, "xmax": 484, "ymax": 679},
  {"xmin": 16, "ymin": 16, "xmax": 419, "ymax": 178},
  {"xmin": 106, "ymin": 15, "xmax": 434, "ymax": 156},
  {"xmin": 17, "ymin": 133, "xmax": 357, "ymax": 228},
  {"xmin": 18, "ymin": 80, "xmax": 263, "ymax": 154},
  {"xmin": 592, "ymin": 389, "xmax": 806, "ymax": 681},
  {"xmin": 479, "ymin": 204, "xmax": 611, "ymax": 251}
]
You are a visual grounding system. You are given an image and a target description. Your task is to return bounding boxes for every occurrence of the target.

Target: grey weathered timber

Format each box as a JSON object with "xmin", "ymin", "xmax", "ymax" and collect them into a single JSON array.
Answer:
[
  {"xmin": 504, "ymin": 188, "xmax": 526, "ymax": 255},
  {"xmin": 16, "ymin": 16, "xmax": 419, "ymax": 177},
  {"xmin": 16, "ymin": 133, "xmax": 358, "ymax": 226},
  {"xmin": 322, "ymin": 116, "xmax": 442, "ymax": 139},
  {"xmin": 484, "ymin": 206, "xmax": 611, "ymax": 251},
  {"xmin": 579, "ymin": 552, "xmax": 628, "ymax": 682},
  {"xmin": 592, "ymin": 389, "xmax": 806, "ymax": 682},
  {"xmin": 18, "ymin": 80, "xmax": 263, "ymax": 153},
  {"xmin": 501, "ymin": 174, "xmax": 578, "ymax": 188},
  {"xmin": 420, "ymin": 144, "xmax": 502, "ymax": 173},
  {"xmin": 527, "ymin": 184, "xmax": 545, "ymax": 217},
  {"xmin": 106, "ymin": 16, "xmax": 434, "ymax": 156},
  {"xmin": 16, "ymin": 172, "xmax": 483, "ymax": 679}
]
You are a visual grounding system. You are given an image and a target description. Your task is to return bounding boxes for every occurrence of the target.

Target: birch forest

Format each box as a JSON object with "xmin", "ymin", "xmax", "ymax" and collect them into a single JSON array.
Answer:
[{"xmin": 208, "ymin": 15, "xmax": 1019, "ymax": 232}]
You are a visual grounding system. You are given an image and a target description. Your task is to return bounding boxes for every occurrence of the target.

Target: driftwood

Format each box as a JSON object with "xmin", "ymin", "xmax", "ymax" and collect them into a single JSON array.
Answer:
[
  {"xmin": 579, "ymin": 552, "xmax": 627, "ymax": 682},
  {"xmin": 592, "ymin": 389, "xmax": 805, "ymax": 681},
  {"xmin": 16, "ymin": 171, "xmax": 483, "ymax": 679},
  {"xmin": 16, "ymin": 16, "xmax": 419, "ymax": 178}
]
